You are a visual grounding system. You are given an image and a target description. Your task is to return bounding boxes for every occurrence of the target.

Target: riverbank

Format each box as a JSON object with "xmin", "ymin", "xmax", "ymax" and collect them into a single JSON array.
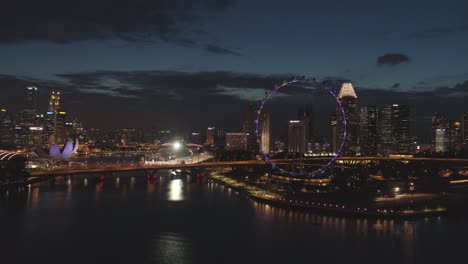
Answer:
[{"xmin": 209, "ymin": 172, "xmax": 447, "ymax": 218}]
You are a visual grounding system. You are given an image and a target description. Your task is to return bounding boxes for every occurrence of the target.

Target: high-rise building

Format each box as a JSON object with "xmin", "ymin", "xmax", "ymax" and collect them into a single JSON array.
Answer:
[
  {"xmin": 359, "ymin": 106, "xmax": 379, "ymax": 156},
  {"xmin": 432, "ymin": 113, "xmax": 447, "ymax": 152},
  {"xmin": 435, "ymin": 128, "xmax": 448, "ymax": 152},
  {"xmin": 205, "ymin": 127, "xmax": 215, "ymax": 146},
  {"xmin": 449, "ymin": 121, "xmax": 462, "ymax": 155},
  {"xmin": 288, "ymin": 120, "xmax": 307, "ymax": 153},
  {"xmin": 225, "ymin": 132, "xmax": 248, "ymax": 151},
  {"xmin": 0, "ymin": 107, "xmax": 14, "ymax": 149},
  {"xmin": 431, "ymin": 113, "xmax": 461, "ymax": 155},
  {"xmin": 377, "ymin": 104, "xmax": 410, "ymax": 155},
  {"xmin": 463, "ymin": 112, "xmax": 468, "ymax": 150},
  {"xmin": 259, "ymin": 110, "xmax": 270, "ymax": 154},
  {"xmin": 45, "ymin": 90, "xmax": 66, "ymax": 145},
  {"xmin": 26, "ymin": 86, "xmax": 38, "ymax": 111},
  {"xmin": 336, "ymin": 83, "xmax": 358, "ymax": 156}
]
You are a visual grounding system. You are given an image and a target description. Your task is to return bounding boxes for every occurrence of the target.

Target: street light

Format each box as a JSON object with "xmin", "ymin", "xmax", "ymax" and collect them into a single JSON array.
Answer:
[{"xmin": 173, "ymin": 142, "xmax": 181, "ymax": 150}]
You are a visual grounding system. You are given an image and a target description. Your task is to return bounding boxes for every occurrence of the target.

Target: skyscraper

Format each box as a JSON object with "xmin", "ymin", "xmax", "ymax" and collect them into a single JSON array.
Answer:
[
  {"xmin": 48, "ymin": 91, "xmax": 60, "ymax": 112},
  {"xmin": 26, "ymin": 86, "xmax": 38, "ymax": 111},
  {"xmin": 390, "ymin": 104, "xmax": 410, "ymax": 154},
  {"xmin": 259, "ymin": 110, "xmax": 270, "ymax": 154},
  {"xmin": 377, "ymin": 104, "xmax": 410, "ymax": 155},
  {"xmin": 336, "ymin": 83, "xmax": 358, "ymax": 156},
  {"xmin": 449, "ymin": 121, "xmax": 461, "ymax": 155},
  {"xmin": 431, "ymin": 113, "xmax": 460, "ymax": 155},
  {"xmin": 45, "ymin": 90, "xmax": 65, "ymax": 144},
  {"xmin": 288, "ymin": 120, "xmax": 307, "ymax": 153},
  {"xmin": 205, "ymin": 127, "xmax": 215, "ymax": 146},
  {"xmin": 359, "ymin": 106, "xmax": 379, "ymax": 156},
  {"xmin": 432, "ymin": 113, "xmax": 447, "ymax": 152}
]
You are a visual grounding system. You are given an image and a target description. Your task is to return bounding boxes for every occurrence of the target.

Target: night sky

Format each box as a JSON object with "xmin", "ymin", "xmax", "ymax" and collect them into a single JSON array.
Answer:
[{"xmin": 1, "ymin": 0, "xmax": 467, "ymax": 142}]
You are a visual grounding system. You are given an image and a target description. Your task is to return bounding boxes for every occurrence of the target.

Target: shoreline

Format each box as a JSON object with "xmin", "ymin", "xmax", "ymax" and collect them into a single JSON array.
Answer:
[{"xmin": 209, "ymin": 173, "xmax": 448, "ymax": 218}]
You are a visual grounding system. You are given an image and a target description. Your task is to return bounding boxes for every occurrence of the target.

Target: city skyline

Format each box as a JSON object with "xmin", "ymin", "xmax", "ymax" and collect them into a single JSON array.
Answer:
[{"xmin": 0, "ymin": 0, "xmax": 467, "ymax": 137}]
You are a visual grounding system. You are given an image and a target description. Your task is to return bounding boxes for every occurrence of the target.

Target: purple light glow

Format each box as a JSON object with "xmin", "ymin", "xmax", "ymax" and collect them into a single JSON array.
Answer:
[{"xmin": 255, "ymin": 77, "xmax": 347, "ymax": 177}]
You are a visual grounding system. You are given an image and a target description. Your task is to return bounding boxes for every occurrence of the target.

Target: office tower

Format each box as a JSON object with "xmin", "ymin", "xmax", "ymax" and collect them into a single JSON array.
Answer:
[
  {"xmin": 390, "ymin": 104, "xmax": 410, "ymax": 154},
  {"xmin": 447, "ymin": 121, "xmax": 461, "ymax": 155},
  {"xmin": 432, "ymin": 113, "xmax": 447, "ymax": 152},
  {"xmin": 242, "ymin": 102, "xmax": 258, "ymax": 153},
  {"xmin": 205, "ymin": 127, "xmax": 215, "ymax": 146},
  {"xmin": 225, "ymin": 132, "xmax": 248, "ymax": 150},
  {"xmin": 435, "ymin": 128, "xmax": 448, "ymax": 152},
  {"xmin": 26, "ymin": 86, "xmax": 38, "ymax": 111},
  {"xmin": 359, "ymin": 106, "xmax": 379, "ymax": 156},
  {"xmin": 259, "ymin": 110, "xmax": 270, "ymax": 154},
  {"xmin": 337, "ymin": 83, "xmax": 358, "ymax": 156},
  {"xmin": 45, "ymin": 90, "xmax": 66, "ymax": 145},
  {"xmin": 463, "ymin": 112, "xmax": 468, "ymax": 150},
  {"xmin": 0, "ymin": 108, "xmax": 14, "ymax": 148},
  {"xmin": 288, "ymin": 120, "xmax": 307, "ymax": 153},
  {"xmin": 378, "ymin": 104, "xmax": 410, "ymax": 155}
]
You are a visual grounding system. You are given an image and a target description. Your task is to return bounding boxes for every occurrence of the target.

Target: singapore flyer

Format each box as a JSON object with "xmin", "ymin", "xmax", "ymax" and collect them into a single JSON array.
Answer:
[{"xmin": 255, "ymin": 77, "xmax": 347, "ymax": 177}]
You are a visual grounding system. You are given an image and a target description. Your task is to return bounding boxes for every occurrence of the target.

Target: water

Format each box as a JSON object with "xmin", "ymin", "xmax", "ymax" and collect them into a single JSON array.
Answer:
[{"xmin": 1, "ymin": 171, "xmax": 467, "ymax": 264}]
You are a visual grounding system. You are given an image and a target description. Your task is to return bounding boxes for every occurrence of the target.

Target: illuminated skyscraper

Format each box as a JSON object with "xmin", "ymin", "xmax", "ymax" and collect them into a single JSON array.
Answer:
[
  {"xmin": 376, "ymin": 104, "xmax": 410, "ymax": 155},
  {"xmin": 26, "ymin": 86, "xmax": 38, "ymax": 111},
  {"xmin": 205, "ymin": 127, "xmax": 215, "ymax": 146},
  {"xmin": 359, "ymin": 106, "xmax": 379, "ymax": 156},
  {"xmin": 432, "ymin": 113, "xmax": 448, "ymax": 153},
  {"xmin": 259, "ymin": 110, "xmax": 270, "ymax": 154},
  {"xmin": 431, "ymin": 113, "xmax": 460, "ymax": 155},
  {"xmin": 337, "ymin": 83, "xmax": 358, "ymax": 156},
  {"xmin": 48, "ymin": 91, "xmax": 60, "ymax": 112},
  {"xmin": 288, "ymin": 120, "xmax": 307, "ymax": 153},
  {"xmin": 449, "ymin": 121, "xmax": 461, "ymax": 154},
  {"xmin": 45, "ymin": 90, "xmax": 66, "ymax": 144}
]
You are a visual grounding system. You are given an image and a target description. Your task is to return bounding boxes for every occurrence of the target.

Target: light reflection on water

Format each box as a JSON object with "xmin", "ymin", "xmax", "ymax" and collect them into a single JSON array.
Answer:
[
  {"xmin": 168, "ymin": 179, "xmax": 184, "ymax": 201},
  {"xmin": 0, "ymin": 171, "xmax": 466, "ymax": 264}
]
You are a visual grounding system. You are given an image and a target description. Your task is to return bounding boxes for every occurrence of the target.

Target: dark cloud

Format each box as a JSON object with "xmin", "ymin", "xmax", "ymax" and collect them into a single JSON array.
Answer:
[
  {"xmin": 409, "ymin": 24, "xmax": 468, "ymax": 39},
  {"xmin": 0, "ymin": 0, "xmax": 235, "ymax": 51},
  {"xmin": 204, "ymin": 44, "xmax": 242, "ymax": 56},
  {"xmin": 391, "ymin": 82, "xmax": 401, "ymax": 89},
  {"xmin": 377, "ymin": 53, "xmax": 411, "ymax": 66}
]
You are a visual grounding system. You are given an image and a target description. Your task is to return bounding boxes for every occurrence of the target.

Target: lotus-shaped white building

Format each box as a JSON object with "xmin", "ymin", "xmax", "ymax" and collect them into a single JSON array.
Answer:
[{"xmin": 34, "ymin": 139, "xmax": 79, "ymax": 160}]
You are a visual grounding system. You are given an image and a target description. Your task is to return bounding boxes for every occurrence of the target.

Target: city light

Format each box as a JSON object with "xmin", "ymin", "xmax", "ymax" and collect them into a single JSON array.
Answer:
[{"xmin": 173, "ymin": 142, "xmax": 181, "ymax": 150}]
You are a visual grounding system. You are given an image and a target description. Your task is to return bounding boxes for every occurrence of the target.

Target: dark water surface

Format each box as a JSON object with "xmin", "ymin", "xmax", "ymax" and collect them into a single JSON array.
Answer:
[{"xmin": 1, "ymin": 171, "xmax": 467, "ymax": 264}]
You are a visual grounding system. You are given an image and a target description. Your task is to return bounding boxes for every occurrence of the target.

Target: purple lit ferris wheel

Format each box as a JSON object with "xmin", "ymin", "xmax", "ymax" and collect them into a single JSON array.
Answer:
[{"xmin": 255, "ymin": 77, "xmax": 347, "ymax": 177}]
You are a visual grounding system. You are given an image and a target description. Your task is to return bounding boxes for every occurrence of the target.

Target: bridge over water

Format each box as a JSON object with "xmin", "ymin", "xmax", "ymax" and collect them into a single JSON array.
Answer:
[{"xmin": 28, "ymin": 157, "xmax": 468, "ymax": 177}]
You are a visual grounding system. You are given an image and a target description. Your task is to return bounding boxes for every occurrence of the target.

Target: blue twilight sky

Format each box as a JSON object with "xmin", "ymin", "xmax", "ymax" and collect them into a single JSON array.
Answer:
[{"xmin": 0, "ymin": 0, "xmax": 467, "ymax": 139}]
